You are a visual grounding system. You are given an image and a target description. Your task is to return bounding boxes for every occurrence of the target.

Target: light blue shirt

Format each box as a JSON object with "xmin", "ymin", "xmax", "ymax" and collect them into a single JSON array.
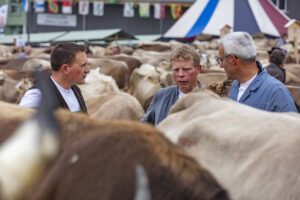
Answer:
[{"xmin": 229, "ymin": 61, "xmax": 297, "ymax": 113}]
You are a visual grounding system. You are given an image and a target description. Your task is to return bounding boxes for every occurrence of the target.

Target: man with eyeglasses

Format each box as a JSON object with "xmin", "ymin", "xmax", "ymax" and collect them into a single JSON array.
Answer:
[
  {"xmin": 216, "ymin": 32, "xmax": 297, "ymax": 112},
  {"xmin": 142, "ymin": 44, "xmax": 202, "ymax": 125}
]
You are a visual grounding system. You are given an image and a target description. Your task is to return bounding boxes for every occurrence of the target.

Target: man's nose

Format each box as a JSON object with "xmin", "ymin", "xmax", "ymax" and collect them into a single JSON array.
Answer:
[
  {"xmin": 220, "ymin": 63, "xmax": 224, "ymax": 68},
  {"xmin": 178, "ymin": 69, "xmax": 185, "ymax": 76}
]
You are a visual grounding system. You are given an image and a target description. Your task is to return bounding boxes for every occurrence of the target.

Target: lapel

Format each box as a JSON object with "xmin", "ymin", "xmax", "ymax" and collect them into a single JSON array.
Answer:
[{"xmin": 239, "ymin": 62, "xmax": 265, "ymax": 103}]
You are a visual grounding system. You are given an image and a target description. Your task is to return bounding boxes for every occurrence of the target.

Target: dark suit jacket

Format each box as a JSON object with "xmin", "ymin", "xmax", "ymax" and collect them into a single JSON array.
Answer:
[{"xmin": 32, "ymin": 76, "xmax": 87, "ymax": 113}]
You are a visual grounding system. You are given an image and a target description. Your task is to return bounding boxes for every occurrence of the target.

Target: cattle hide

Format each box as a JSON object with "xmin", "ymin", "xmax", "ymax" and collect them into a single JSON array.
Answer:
[
  {"xmin": 0, "ymin": 102, "xmax": 229, "ymax": 200},
  {"xmin": 158, "ymin": 90, "xmax": 300, "ymax": 200},
  {"xmin": 79, "ymin": 68, "xmax": 119, "ymax": 98},
  {"xmin": 132, "ymin": 49, "xmax": 171, "ymax": 67},
  {"xmin": 88, "ymin": 58, "xmax": 130, "ymax": 90},
  {"xmin": 85, "ymin": 92, "xmax": 145, "ymax": 121},
  {"xmin": 98, "ymin": 54, "xmax": 142, "ymax": 75},
  {"xmin": 135, "ymin": 42, "xmax": 172, "ymax": 52},
  {"xmin": 128, "ymin": 64, "xmax": 162, "ymax": 111}
]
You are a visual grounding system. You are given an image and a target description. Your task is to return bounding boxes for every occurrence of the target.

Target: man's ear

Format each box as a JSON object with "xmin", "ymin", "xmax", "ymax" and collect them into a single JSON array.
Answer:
[
  {"xmin": 61, "ymin": 64, "xmax": 69, "ymax": 73},
  {"xmin": 230, "ymin": 55, "xmax": 238, "ymax": 65}
]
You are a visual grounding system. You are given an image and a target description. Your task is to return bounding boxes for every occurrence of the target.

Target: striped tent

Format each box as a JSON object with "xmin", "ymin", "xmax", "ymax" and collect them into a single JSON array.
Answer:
[{"xmin": 164, "ymin": 0, "xmax": 290, "ymax": 38}]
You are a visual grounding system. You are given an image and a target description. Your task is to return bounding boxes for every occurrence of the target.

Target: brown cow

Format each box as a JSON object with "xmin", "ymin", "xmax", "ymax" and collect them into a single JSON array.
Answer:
[
  {"xmin": 0, "ymin": 70, "xmax": 33, "ymax": 103},
  {"xmin": 135, "ymin": 41, "xmax": 172, "ymax": 52},
  {"xmin": 88, "ymin": 58, "xmax": 130, "ymax": 90},
  {"xmin": 98, "ymin": 54, "xmax": 142, "ymax": 75},
  {"xmin": 0, "ymin": 101, "xmax": 229, "ymax": 200}
]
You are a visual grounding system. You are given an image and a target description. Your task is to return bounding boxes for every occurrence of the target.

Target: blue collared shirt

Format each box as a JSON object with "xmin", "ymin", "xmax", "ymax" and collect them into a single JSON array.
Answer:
[{"xmin": 229, "ymin": 61, "xmax": 297, "ymax": 112}]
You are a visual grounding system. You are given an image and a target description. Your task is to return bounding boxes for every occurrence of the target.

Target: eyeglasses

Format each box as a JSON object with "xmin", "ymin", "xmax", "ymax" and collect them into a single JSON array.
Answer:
[{"xmin": 215, "ymin": 55, "xmax": 231, "ymax": 65}]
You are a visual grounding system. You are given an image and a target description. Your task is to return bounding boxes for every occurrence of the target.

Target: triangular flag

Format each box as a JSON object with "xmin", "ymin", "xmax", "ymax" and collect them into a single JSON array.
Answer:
[
  {"xmin": 79, "ymin": 0, "xmax": 89, "ymax": 15},
  {"xmin": 123, "ymin": 2, "xmax": 134, "ymax": 18},
  {"xmin": 93, "ymin": 1, "xmax": 104, "ymax": 16},
  {"xmin": 139, "ymin": 3, "xmax": 149, "ymax": 18},
  {"xmin": 35, "ymin": 0, "xmax": 45, "ymax": 12},
  {"xmin": 62, "ymin": 0, "xmax": 72, "ymax": 14},
  {"xmin": 48, "ymin": 0, "xmax": 59, "ymax": 13}
]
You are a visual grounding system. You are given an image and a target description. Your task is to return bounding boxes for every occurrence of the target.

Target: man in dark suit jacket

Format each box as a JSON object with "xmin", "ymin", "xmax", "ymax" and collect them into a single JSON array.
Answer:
[
  {"xmin": 20, "ymin": 43, "xmax": 89, "ymax": 113},
  {"xmin": 142, "ymin": 44, "xmax": 202, "ymax": 126}
]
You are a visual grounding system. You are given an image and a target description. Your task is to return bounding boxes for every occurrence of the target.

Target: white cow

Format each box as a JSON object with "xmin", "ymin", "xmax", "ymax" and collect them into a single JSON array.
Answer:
[
  {"xmin": 158, "ymin": 90, "xmax": 300, "ymax": 200},
  {"xmin": 80, "ymin": 68, "xmax": 144, "ymax": 120}
]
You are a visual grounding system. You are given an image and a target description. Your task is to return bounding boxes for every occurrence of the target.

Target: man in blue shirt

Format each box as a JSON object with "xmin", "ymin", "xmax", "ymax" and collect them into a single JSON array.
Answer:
[
  {"xmin": 217, "ymin": 32, "xmax": 297, "ymax": 113},
  {"xmin": 142, "ymin": 45, "xmax": 202, "ymax": 125}
]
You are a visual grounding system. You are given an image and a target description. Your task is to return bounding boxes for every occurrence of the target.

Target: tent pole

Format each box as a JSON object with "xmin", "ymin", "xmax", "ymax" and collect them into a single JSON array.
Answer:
[
  {"xmin": 27, "ymin": 0, "xmax": 31, "ymax": 45},
  {"xmin": 83, "ymin": 15, "xmax": 86, "ymax": 30},
  {"xmin": 159, "ymin": 0, "xmax": 163, "ymax": 35}
]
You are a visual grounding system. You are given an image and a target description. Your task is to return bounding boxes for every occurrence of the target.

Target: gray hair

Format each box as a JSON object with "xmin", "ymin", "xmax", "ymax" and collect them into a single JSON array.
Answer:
[
  {"xmin": 270, "ymin": 49, "xmax": 285, "ymax": 65},
  {"xmin": 218, "ymin": 32, "xmax": 256, "ymax": 62}
]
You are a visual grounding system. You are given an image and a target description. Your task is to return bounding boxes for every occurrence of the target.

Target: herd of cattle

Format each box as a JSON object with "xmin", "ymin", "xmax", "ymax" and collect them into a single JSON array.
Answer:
[{"xmin": 0, "ymin": 38, "xmax": 299, "ymax": 200}]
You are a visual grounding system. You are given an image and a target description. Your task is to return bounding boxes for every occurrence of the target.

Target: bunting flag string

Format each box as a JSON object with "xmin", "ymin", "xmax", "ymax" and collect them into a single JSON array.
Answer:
[
  {"xmin": 93, "ymin": 1, "xmax": 104, "ymax": 16},
  {"xmin": 170, "ymin": 4, "xmax": 182, "ymax": 19},
  {"xmin": 154, "ymin": 3, "xmax": 165, "ymax": 19},
  {"xmin": 35, "ymin": 0, "xmax": 45, "ymax": 12},
  {"xmin": 48, "ymin": 0, "xmax": 59, "ymax": 13},
  {"xmin": 139, "ymin": 2, "xmax": 149, "ymax": 18},
  {"xmin": 123, "ymin": 2, "xmax": 134, "ymax": 18},
  {"xmin": 62, "ymin": 0, "xmax": 72, "ymax": 14},
  {"xmin": 79, "ymin": 0, "xmax": 89, "ymax": 15}
]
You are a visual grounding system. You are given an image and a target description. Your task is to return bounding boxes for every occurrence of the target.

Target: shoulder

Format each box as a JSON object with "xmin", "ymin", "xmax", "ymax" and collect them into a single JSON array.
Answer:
[
  {"xmin": 157, "ymin": 85, "xmax": 177, "ymax": 93},
  {"xmin": 262, "ymin": 75, "xmax": 291, "ymax": 96},
  {"xmin": 19, "ymin": 88, "xmax": 42, "ymax": 108},
  {"xmin": 153, "ymin": 85, "xmax": 177, "ymax": 100}
]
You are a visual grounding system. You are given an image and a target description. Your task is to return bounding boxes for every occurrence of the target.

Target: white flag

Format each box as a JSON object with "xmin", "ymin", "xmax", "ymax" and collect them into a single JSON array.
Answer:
[
  {"xmin": 79, "ymin": 1, "xmax": 89, "ymax": 15},
  {"xmin": 154, "ymin": 3, "xmax": 161, "ymax": 19},
  {"xmin": 123, "ymin": 2, "xmax": 134, "ymax": 18},
  {"xmin": 93, "ymin": 1, "xmax": 104, "ymax": 16},
  {"xmin": 34, "ymin": 0, "xmax": 45, "ymax": 12}
]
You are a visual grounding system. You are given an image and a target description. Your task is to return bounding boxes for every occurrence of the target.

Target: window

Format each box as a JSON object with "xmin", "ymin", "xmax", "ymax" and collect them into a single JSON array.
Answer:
[
  {"xmin": 11, "ymin": 3, "xmax": 21, "ymax": 15},
  {"xmin": 271, "ymin": 0, "xmax": 288, "ymax": 12}
]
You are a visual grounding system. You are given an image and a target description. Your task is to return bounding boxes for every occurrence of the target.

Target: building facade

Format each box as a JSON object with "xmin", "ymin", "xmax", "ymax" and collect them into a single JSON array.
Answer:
[
  {"xmin": 1, "ymin": 0, "xmax": 300, "ymax": 36},
  {"xmin": 0, "ymin": 0, "xmax": 26, "ymax": 35}
]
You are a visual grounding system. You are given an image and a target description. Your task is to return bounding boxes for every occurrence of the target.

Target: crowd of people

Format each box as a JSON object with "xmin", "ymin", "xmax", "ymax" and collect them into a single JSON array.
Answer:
[{"xmin": 19, "ymin": 31, "xmax": 299, "ymax": 125}]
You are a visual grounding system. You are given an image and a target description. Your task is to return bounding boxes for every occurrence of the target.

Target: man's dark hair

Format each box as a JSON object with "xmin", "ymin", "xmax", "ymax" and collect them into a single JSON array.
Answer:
[
  {"xmin": 270, "ymin": 49, "xmax": 285, "ymax": 66},
  {"xmin": 267, "ymin": 47, "xmax": 282, "ymax": 55},
  {"xmin": 50, "ymin": 43, "xmax": 85, "ymax": 71}
]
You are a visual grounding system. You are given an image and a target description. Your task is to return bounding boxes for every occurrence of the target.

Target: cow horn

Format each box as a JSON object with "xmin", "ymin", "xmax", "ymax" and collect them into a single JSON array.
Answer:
[
  {"xmin": 134, "ymin": 165, "xmax": 151, "ymax": 200},
  {"xmin": 154, "ymin": 66, "xmax": 161, "ymax": 74},
  {"xmin": 0, "ymin": 70, "xmax": 61, "ymax": 200}
]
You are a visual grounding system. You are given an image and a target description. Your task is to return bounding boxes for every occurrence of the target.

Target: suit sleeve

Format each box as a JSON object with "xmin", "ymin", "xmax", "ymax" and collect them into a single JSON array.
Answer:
[{"xmin": 141, "ymin": 93, "xmax": 157, "ymax": 125}]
